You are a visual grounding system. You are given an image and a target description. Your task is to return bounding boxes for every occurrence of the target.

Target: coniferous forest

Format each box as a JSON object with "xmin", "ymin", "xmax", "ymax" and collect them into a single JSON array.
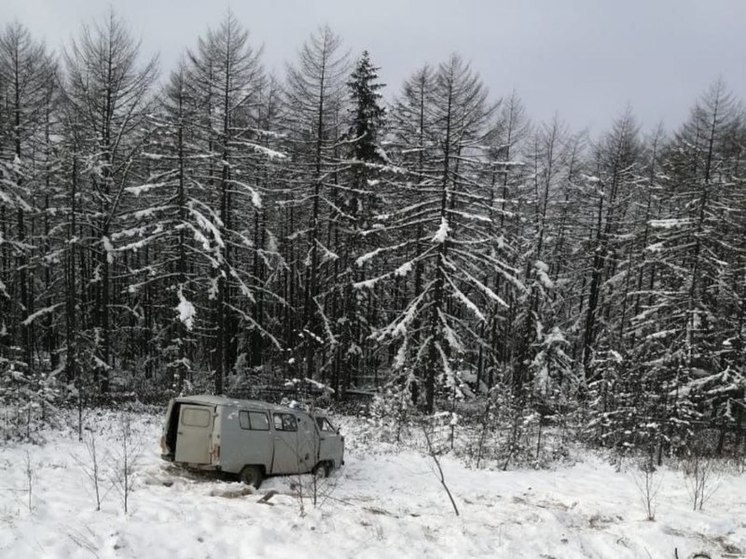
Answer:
[{"xmin": 0, "ymin": 12, "xmax": 744, "ymax": 456}]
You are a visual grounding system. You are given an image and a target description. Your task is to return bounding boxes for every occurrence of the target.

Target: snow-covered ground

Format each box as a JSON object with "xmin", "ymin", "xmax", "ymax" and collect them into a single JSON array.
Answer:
[{"xmin": 0, "ymin": 411, "xmax": 744, "ymax": 558}]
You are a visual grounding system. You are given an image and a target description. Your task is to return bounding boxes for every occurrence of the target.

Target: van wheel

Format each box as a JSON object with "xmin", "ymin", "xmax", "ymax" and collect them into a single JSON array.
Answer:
[
  {"xmin": 313, "ymin": 461, "xmax": 331, "ymax": 478},
  {"xmin": 239, "ymin": 466, "xmax": 263, "ymax": 488}
]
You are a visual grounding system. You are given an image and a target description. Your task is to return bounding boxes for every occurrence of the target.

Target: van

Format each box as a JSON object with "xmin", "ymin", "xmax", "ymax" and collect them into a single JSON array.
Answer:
[{"xmin": 160, "ymin": 395, "xmax": 344, "ymax": 488}]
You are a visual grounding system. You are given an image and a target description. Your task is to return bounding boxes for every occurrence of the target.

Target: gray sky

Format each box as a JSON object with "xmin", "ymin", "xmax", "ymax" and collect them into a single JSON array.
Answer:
[{"xmin": 5, "ymin": 0, "xmax": 745, "ymax": 137}]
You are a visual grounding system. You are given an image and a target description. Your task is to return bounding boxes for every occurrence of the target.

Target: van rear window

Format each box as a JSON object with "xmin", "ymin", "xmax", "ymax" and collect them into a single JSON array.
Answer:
[
  {"xmin": 239, "ymin": 411, "xmax": 270, "ymax": 431},
  {"xmin": 181, "ymin": 407, "xmax": 210, "ymax": 427}
]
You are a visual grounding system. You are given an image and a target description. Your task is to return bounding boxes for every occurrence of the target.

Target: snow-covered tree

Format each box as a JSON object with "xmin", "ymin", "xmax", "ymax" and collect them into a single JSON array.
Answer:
[
  {"xmin": 329, "ymin": 50, "xmax": 387, "ymax": 392},
  {"xmin": 634, "ymin": 82, "xmax": 745, "ymax": 448},
  {"xmin": 284, "ymin": 25, "xmax": 349, "ymax": 380},
  {"xmin": 515, "ymin": 117, "xmax": 576, "ymax": 403},
  {"xmin": 61, "ymin": 10, "xmax": 158, "ymax": 392},
  {"xmin": 184, "ymin": 12, "xmax": 270, "ymax": 392},
  {"xmin": 361, "ymin": 55, "xmax": 521, "ymax": 413},
  {"xmin": 0, "ymin": 22, "xmax": 59, "ymax": 419}
]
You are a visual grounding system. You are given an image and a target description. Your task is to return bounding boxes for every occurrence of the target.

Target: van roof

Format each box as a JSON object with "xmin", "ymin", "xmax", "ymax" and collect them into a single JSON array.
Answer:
[{"xmin": 173, "ymin": 394, "xmax": 307, "ymax": 414}]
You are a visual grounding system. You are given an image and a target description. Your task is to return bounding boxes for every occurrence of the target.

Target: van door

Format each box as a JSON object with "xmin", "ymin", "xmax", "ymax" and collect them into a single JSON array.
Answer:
[
  {"xmin": 222, "ymin": 409, "xmax": 273, "ymax": 474},
  {"xmin": 271, "ymin": 412, "xmax": 302, "ymax": 474},
  {"xmin": 296, "ymin": 414, "xmax": 318, "ymax": 472},
  {"xmin": 175, "ymin": 404, "xmax": 213, "ymax": 464},
  {"xmin": 316, "ymin": 416, "xmax": 344, "ymax": 468}
]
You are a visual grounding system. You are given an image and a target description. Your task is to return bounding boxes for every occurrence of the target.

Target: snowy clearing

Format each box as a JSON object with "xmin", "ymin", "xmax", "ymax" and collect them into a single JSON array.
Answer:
[{"xmin": 0, "ymin": 412, "xmax": 744, "ymax": 559}]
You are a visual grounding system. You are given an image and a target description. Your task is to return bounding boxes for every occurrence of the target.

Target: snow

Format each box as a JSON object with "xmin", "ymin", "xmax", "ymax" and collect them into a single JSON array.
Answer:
[
  {"xmin": 534, "ymin": 259, "xmax": 554, "ymax": 289},
  {"xmin": 130, "ymin": 206, "xmax": 171, "ymax": 221},
  {"xmin": 380, "ymin": 289, "xmax": 428, "ymax": 339},
  {"xmin": 394, "ymin": 261, "xmax": 413, "ymax": 277},
  {"xmin": 176, "ymin": 288, "xmax": 196, "ymax": 331},
  {"xmin": 91, "ymin": 355, "xmax": 112, "ymax": 371},
  {"xmin": 0, "ymin": 413, "xmax": 744, "ymax": 559},
  {"xmin": 233, "ymin": 141, "xmax": 287, "ymax": 161},
  {"xmin": 353, "ymin": 277, "xmax": 379, "ymax": 290},
  {"xmin": 188, "ymin": 206, "xmax": 225, "ymax": 250},
  {"xmin": 646, "ymin": 242, "xmax": 665, "ymax": 253},
  {"xmin": 446, "ymin": 275, "xmax": 485, "ymax": 321},
  {"xmin": 124, "ymin": 182, "xmax": 166, "ymax": 196},
  {"xmin": 393, "ymin": 339, "xmax": 408, "ymax": 369},
  {"xmin": 432, "ymin": 217, "xmax": 451, "ymax": 243},
  {"xmin": 102, "ymin": 236, "xmax": 115, "ymax": 264},
  {"xmin": 229, "ymin": 179, "xmax": 263, "ymax": 208},
  {"xmin": 356, "ymin": 247, "xmax": 385, "ymax": 267},
  {"xmin": 649, "ymin": 218, "xmax": 692, "ymax": 229},
  {"xmin": 21, "ymin": 303, "xmax": 63, "ymax": 326}
]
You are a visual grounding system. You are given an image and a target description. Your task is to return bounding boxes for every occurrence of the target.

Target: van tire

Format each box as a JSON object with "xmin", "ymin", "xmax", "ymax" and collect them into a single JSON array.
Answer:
[
  {"xmin": 239, "ymin": 466, "xmax": 263, "ymax": 488},
  {"xmin": 313, "ymin": 461, "xmax": 331, "ymax": 478}
]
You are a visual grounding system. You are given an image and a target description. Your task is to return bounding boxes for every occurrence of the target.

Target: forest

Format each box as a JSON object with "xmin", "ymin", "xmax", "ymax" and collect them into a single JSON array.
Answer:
[{"xmin": 0, "ymin": 11, "xmax": 744, "ymax": 458}]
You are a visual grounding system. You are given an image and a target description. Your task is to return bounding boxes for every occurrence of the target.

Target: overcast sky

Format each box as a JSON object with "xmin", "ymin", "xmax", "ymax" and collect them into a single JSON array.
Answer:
[{"xmin": 4, "ymin": 0, "xmax": 745, "ymax": 137}]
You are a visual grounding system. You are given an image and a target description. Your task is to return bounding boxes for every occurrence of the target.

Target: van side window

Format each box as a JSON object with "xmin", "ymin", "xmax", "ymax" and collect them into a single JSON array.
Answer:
[
  {"xmin": 239, "ymin": 411, "xmax": 270, "ymax": 431},
  {"xmin": 273, "ymin": 413, "xmax": 297, "ymax": 432},
  {"xmin": 249, "ymin": 411, "xmax": 269, "ymax": 431}
]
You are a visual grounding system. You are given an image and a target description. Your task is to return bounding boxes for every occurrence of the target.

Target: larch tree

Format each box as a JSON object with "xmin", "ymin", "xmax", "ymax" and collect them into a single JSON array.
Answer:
[
  {"xmin": 183, "ymin": 12, "xmax": 272, "ymax": 393},
  {"xmin": 479, "ymin": 91, "xmax": 531, "ymax": 392},
  {"xmin": 0, "ymin": 22, "xmax": 57, "ymax": 408},
  {"xmin": 578, "ymin": 110, "xmax": 642, "ymax": 386},
  {"xmin": 514, "ymin": 116, "xmax": 575, "ymax": 403},
  {"xmin": 643, "ymin": 81, "xmax": 745, "ymax": 448},
  {"xmin": 284, "ymin": 25, "xmax": 349, "ymax": 381},
  {"xmin": 61, "ymin": 10, "xmax": 158, "ymax": 392}
]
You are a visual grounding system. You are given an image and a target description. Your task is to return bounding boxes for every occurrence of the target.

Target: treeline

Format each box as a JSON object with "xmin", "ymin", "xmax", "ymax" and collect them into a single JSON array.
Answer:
[{"xmin": 0, "ymin": 12, "xmax": 744, "ymax": 451}]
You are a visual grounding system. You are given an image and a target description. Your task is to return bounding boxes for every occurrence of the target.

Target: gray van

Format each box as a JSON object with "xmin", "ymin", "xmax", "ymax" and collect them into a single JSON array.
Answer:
[{"xmin": 160, "ymin": 395, "xmax": 344, "ymax": 487}]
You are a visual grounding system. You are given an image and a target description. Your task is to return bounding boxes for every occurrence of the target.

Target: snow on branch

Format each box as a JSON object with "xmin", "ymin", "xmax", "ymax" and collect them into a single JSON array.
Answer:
[
  {"xmin": 225, "ymin": 304, "xmax": 284, "ymax": 350},
  {"xmin": 434, "ymin": 340, "xmax": 454, "ymax": 378},
  {"xmin": 315, "ymin": 239, "xmax": 339, "ymax": 263},
  {"xmin": 432, "ymin": 217, "xmax": 451, "ymax": 243},
  {"xmin": 124, "ymin": 182, "xmax": 167, "ymax": 196},
  {"xmin": 445, "ymin": 256, "xmax": 512, "ymax": 305},
  {"xmin": 229, "ymin": 140, "xmax": 287, "ymax": 161},
  {"xmin": 102, "ymin": 236, "xmax": 115, "ymax": 264},
  {"xmin": 229, "ymin": 268, "xmax": 256, "ymax": 303},
  {"xmin": 22, "ymin": 303, "xmax": 63, "ymax": 326},
  {"xmin": 176, "ymin": 288, "xmax": 196, "ymax": 331},
  {"xmin": 649, "ymin": 218, "xmax": 694, "ymax": 229},
  {"xmin": 0, "ymin": 183, "xmax": 33, "ymax": 211},
  {"xmin": 315, "ymin": 296, "xmax": 339, "ymax": 347},
  {"xmin": 534, "ymin": 260, "xmax": 554, "ymax": 289},
  {"xmin": 372, "ymin": 284, "xmax": 432, "ymax": 341},
  {"xmin": 445, "ymin": 208, "xmax": 492, "ymax": 223},
  {"xmin": 444, "ymin": 274, "xmax": 486, "ymax": 321},
  {"xmin": 437, "ymin": 309, "xmax": 464, "ymax": 353},
  {"xmin": 226, "ymin": 179, "xmax": 263, "ymax": 208},
  {"xmin": 356, "ymin": 239, "xmax": 414, "ymax": 267},
  {"xmin": 187, "ymin": 205, "xmax": 225, "ymax": 249}
]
